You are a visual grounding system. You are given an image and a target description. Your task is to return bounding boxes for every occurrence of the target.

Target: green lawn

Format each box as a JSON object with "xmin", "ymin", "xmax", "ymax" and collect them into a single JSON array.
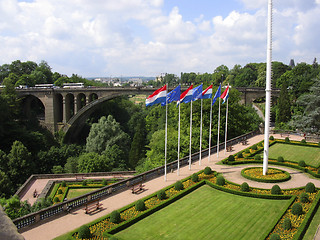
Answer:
[
  {"xmin": 268, "ymin": 143, "xmax": 320, "ymax": 167},
  {"xmin": 66, "ymin": 188, "xmax": 100, "ymax": 200},
  {"xmin": 114, "ymin": 185, "xmax": 290, "ymax": 240}
]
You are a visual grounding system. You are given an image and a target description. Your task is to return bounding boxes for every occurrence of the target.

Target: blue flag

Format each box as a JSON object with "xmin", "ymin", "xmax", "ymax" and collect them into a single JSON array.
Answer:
[
  {"xmin": 212, "ymin": 84, "xmax": 221, "ymax": 105},
  {"xmin": 162, "ymin": 85, "xmax": 181, "ymax": 106},
  {"xmin": 192, "ymin": 84, "xmax": 203, "ymax": 101}
]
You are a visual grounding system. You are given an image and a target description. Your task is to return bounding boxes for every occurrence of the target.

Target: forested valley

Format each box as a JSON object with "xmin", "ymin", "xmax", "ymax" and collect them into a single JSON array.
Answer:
[{"xmin": 1, "ymin": 59, "xmax": 320, "ymax": 219}]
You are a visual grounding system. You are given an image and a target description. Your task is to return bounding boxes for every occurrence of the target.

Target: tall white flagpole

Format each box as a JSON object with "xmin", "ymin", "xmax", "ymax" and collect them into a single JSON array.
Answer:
[
  {"xmin": 224, "ymin": 97, "xmax": 229, "ymax": 155},
  {"xmin": 263, "ymin": 0, "xmax": 273, "ymax": 175},
  {"xmin": 217, "ymin": 98, "xmax": 221, "ymax": 158},
  {"xmin": 199, "ymin": 98, "xmax": 203, "ymax": 165},
  {"xmin": 189, "ymin": 100, "xmax": 193, "ymax": 170},
  {"xmin": 208, "ymin": 95, "xmax": 213, "ymax": 162},
  {"xmin": 177, "ymin": 102, "xmax": 181, "ymax": 175},
  {"xmin": 164, "ymin": 84, "xmax": 168, "ymax": 181}
]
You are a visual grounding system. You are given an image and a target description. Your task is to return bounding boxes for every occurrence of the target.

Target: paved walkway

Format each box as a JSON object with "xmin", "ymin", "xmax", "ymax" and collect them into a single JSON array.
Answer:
[{"xmin": 20, "ymin": 133, "xmax": 320, "ymax": 240}]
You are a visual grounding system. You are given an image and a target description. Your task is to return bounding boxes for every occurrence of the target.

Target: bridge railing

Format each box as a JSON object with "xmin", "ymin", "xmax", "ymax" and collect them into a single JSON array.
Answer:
[{"xmin": 14, "ymin": 130, "xmax": 260, "ymax": 230}]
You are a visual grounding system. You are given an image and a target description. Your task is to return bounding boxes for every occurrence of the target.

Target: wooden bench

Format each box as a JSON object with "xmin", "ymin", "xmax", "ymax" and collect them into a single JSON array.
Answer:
[
  {"xmin": 226, "ymin": 146, "xmax": 233, "ymax": 152},
  {"xmin": 131, "ymin": 183, "xmax": 145, "ymax": 194},
  {"xmin": 280, "ymin": 133, "xmax": 290, "ymax": 137},
  {"xmin": 83, "ymin": 199, "xmax": 103, "ymax": 214},
  {"xmin": 33, "ymin": 189, "xmax": 39, "ymax": 198},
  {"xmin": 241, "ymin": 140, "xmax": 248, "ymax": 145},
  {"xmin": 76, "ymin": 175, "xmax": 84, "ymax": 181}
]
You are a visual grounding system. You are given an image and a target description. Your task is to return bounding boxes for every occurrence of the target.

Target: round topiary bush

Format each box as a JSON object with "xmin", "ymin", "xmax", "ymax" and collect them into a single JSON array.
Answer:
[
  {"xmin": 277, "ymin": 156, "xmax": 284, "ymax": 162},
  {"xmin": 110, "ymin": 210, "xmax": 121, "ymax": 223},
  {"xmin": 174, "ymin": 181, "xmax": 184, "ymax": 191},
  {"xmin": 252, "ymin": 145, "xmax": 258, "ymax": 150},
  {"xmin": 271, "ymin": 185, "xmax": 281, "ymax": 195},
  {"xmin": 301, "ymin": 139, "xmax": 306, "ymax": 144},
  {"xmin": 237, "ymin": 152, "xmax": 243, "ymax": 158},
  {"xmin": 204, "ymin": 166, "xmax": 212, "ymax": 175},
  {"xmin": 135, "ymin": 200, "xmax": 146, "ymax": 212},
  {"xmin": 285, "ymin": 137, "xmax": 290, "ymax": 143},
  {"xmin": 228, "ymin": 155, "xmax": 235, "ymax": 162},
  {"xmin": 245, "ymin": 149, "xmax": 250, "ymax": 154},
  {"xmin": 191, "ymin": 173, "xmax": 199, "ymax": 182},
  {"xmin": 292, "ymin": 203, "xmax": 303, "ymax": 216},
  {"xmin": 157, "ymin": 189, "xmax": 167, "ymax": 200},
  {"xmin": 78, "ymin": 225, "xmax": 92, "ymax": 239},
  {"xmin": 101, "ymin": 179, "xmax": 107, "ymax": 186},
  {"xmin": 61, "ymin": 181, "xmax": 67, "ymax": 187},
  {"xmin": 216, "ymin": 176, "xmax": 225, "ymax": 186},
  {"xmin": 57, "ymin": 189, "xmax": 62, "ymax": 194},
  {"xmin": 258, "ymin": 142, "xmax": 263, "ymax": 147},
  {"xmin": 300, "ymin": 192, "xmax": 309, "ymax": 203},
  {"xmin": 298, "ymin": 160, "xmax": 306, "ymax": 167},
  {"xmin": 82, "ymin": 180, "xmax": 87, "ymax": 186},
  {"xmin": 240, "ymin": 182, "xmax": 249, "ymax": 192},
  {"xmin": 306, "ymin": 182, "xmax": 316, "ymax": 193},
  {"xmin": 254, "ymin": 155, "xmax": 261, "ymax": 161},
  {"xmin": 269, "ymin": 136, "xmax": 274, "ymax": 141},
  {"xmin": 283, "ymin": 218, "xmax": 292, "ymax": 230},
  {"xmin": 54, "ymin": 197, "xmax": 59, "ymax": 203},
  {"xmin": 270, "ymin": 233, "xmax": 281, "ymax": 240}
]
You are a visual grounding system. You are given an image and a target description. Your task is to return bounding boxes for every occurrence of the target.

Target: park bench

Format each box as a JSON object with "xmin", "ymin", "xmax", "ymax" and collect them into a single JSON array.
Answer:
[
  {"xmin": 280, "ymin": 133, "xmax": 290, "ymax": 137},
  {"xmin": 241, "ymin": 139, "xmax": 248, "ymax": 145},
  {"xmin": 131, "ymin": 182, "xmax": 145, "ymax": 194},
  {"xmin": 76, "ymin": 175, "xmax": 84, "ymax": 181},
  {"xmin": 83, "ymin": 199, "xmax": 103, "ymax": 214},
  {"xmin": 33, "ymin": 189, "xmax": 39, "ymax": 198},
  {"xmin": 226, "ymin": 146, "xmax": 233, "ymax": 152}
]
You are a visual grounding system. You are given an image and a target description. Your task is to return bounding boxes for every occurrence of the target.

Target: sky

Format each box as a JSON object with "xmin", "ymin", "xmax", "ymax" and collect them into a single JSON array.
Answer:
[{"xmin": 0, "ymin": 0, "xmax": 320, "ymax": 77}]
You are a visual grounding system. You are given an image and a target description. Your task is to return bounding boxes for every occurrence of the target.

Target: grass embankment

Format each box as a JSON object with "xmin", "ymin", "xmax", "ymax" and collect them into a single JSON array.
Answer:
[
  {"xmin": 115, "ymin": 185, "xmax": 290, "ymax": 240},
  {"xmin": 268, "ymin": 143, "xmax": 320, "ymax": 168}
]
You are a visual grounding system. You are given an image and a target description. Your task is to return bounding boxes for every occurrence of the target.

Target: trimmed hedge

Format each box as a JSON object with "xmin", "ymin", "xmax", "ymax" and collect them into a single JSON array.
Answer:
[
  {"xmin": 191, "ymin": 173, "xmax": 199, "ymax": 183},
  {"xmin": 135, "ymin": 200, "xmax": 146, "ymax": 212},
  {"xmin": 306, "ymin": 182, "xmax": 316, "ymax": 193},
  {"xmin": 292, "ymin": 203, "xmax": 303, "ymax": 216},
  {"xmin": 157, "ymin": 190, "xmax": 167, "ymax": 200},
  {"xmin": 216, "ymin": 176, "xmax": 225, "ymax": 186},
  {"xmin": 283, "ymin": 218, "xmax": 292, "ymax": 230},
  {"xmin": 299, "ymin": 193, "xmax": 309, "ymax": 203},
  {"xmin": 174, "ymin": 181, "xmax": 184, "ymax": 191},
  {"xmin": 240, "ymin": 167, "xmax": 291, "ymax": 183},
  {"xmin": 204, "ymin": 167, "xmax": 212, "ymax": 175},
  {"xmin": 240, "ymin": 182, "xmax": 249, "ymax": 192},
  {"xmin": 277, "ymin": 156, "xmax": 284, "ymax": 162},
  {"xmin": 271, "ymin": 185, "xmax": 282, "ymax": 195},
  {"xmin": 78, "ymin": 225, "xmax": 92, "ymax": 239},
  {"xmin": 110, "ymin": 211, "xmax": 121, "ymax": 224}
]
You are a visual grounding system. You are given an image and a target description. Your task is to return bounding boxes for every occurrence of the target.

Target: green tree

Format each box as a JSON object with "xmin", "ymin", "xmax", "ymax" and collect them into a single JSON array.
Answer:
[
  {"xmin": 78, "ymin": 152, "xmax": 106, "ymax": 172},
  {"xmin": 276, "ymin": 82, "xmax": 291, "ymax": 123},
  {"xmin": 129, "ymin": 119, "xmax": 146, "ymax": 168}
]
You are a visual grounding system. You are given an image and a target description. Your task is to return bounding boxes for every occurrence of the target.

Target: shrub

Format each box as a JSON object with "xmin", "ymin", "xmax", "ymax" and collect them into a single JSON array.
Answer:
[
  {"xmin": 57, "ymin": 189, "xmax": 62, "ymax": 194},
  {"xmin": 78, "ymin": 225, "xmax": 92, "ymax": 239},
  {"xmin": 258, "ymin": 142, "xmax": 263, "ymax": 147},
  {"xmin": 228, "ymin": 155, "xmax": 235, "ymax": 162},
  {"xmin": 82, "ymin": 180, "xmax": 87, "ymax": 186},
  {"xmin": 240, "ymin": 182, "xmax": 249, "ymax": 192},
  {"xmin": 245, "ymin": 149, "xmax": 250, "ymax": 153},
  {"xmin": 191, "ymin": 173, "xmax": 199, "ymax": 182},
  {"xmin": 254, "ymin": 155, "xmax": 261, "ymax": 161},
  {"xmin": 252, "ymin": 145, "xmax": 258, "ymax": 150},
  {"xmin": 277, "ymin": 156, "xmax": 284, "ymax": 162},
  {"xmin": 204, "ymin": 167, "xmax": 212, "ymax": 175},
  {"xmin": 61, "ymin": 181, "xmax": 67, "ymax": 187},
  {"xmin": 283, "ymin": 218, "xmax": 292, "ymax": 230},
  {"xmin": 237, "ymin": 152, "xmax": 243, "ymax": 158},
  {"xmin": 54, "ymin": 197, "xmax": 60, "ymax": 203},
  {"xmin": 300, "ymin": 192, "xmax": 309, "ymax": 203},
  {"xmin": 174, "ymin": 181, "xmax": 184, "ymax": 191},
  {"xmin": 101, "ymin": 179, "xmax": 107, "ymax": 186},
  {"xmin": 269, "ymin": 136, "xmax": 274, "ymax": 141},
  {"xmin": 110, "ymin": 210, "xmax": 121, "ymax": 223},
  {"xmin": 157, "ymin": 189, "xmax": 167, "ymax": 200},
  {"xmin": 285, "ymin": 137, "xmax": 290, "ymax": 143},
  {"xmin": 301, "ymin": 139, "xmax": 306, "ymax": 144},
  {"xmin": 270, "ymin": 233, "xmax": 281, "ymax": 240},
  {"xmin": 271, "ymin": 185, "xmax": 281, "ymax": 195},
  {"xmin": 318, "ymin": 169, "xmax": 320, "ymax": 175},
  {"xmin": 318, "ymin": 141, "xmax": 320, "ymax": 146},
  {"xmin": 306, "ymin": 182, "xmax": 316, "ymax": 193},
  {"xmin": 135, "ymin": 200, "xmax": 146, "ymax": 211},
  {"xmin": 292, "ymin": 203, "xmax": 303, "ymax": 216},
  {"xmin": 298, "ymin": 160, "xmax": 306, "ymax": 167},
  {"xmin": 216, "ymin": 176, "xmax": 225, "ymax": 186}
]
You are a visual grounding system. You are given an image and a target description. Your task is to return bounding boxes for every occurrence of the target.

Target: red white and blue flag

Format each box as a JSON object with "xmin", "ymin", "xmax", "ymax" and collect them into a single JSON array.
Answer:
[
  {"xmin": 145, "ymin": 85, "xmax": 167, "ymax": 107},
  {"xmin": 177, "ymin": 85, "xmax": 193, "ymax": 105},
  {"xmin": 220, "ymin": 85, "xmax": 229, "ymax": 104},
  {"xmin": 200, "ymin": 84, "xmax": 213, "ymax": 100}
]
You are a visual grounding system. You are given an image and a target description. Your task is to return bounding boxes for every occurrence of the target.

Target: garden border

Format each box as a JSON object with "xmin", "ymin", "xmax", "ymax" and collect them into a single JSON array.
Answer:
[{"xmin": 240, "ymin": 167, "xmax": 291, "ymax": 183}]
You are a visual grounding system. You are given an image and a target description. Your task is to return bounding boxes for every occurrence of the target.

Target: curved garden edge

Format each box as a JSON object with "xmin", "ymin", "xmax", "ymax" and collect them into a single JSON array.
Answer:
[{"xmin": 240, "ymin": 167, "xmax": 291, "ymax": 183}]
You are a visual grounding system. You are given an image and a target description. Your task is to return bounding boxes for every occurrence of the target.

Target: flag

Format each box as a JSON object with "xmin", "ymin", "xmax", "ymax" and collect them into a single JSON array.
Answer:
[
  {"xmin": 220, "ymin": 85, "xmax": 229, "ymax": 104},
  {"xmin": 161, "ymin": 85, "xmax": 181, "ymax": 106},
  {"xmin": 192, "ymin": 84, "xmax": 203, "ymax": 101},
  {"xmin": 178, "ymin": 85, "xmax": 193, "ymax": 105},
  {"xmin": 212, "ymin": 84, "xmax": 221, "ymax": 105},
  {"xmin": 201, "ymin": 85, "xmax": 213, "ymax": 99},
  {"xmin": 145, "ymin": 85, "xmax": 167, "ymax": 107}
]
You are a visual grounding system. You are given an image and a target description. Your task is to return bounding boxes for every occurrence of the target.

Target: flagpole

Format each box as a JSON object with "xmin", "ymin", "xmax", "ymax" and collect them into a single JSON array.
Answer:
[
  {"xmin": 224, "ymin": 97, "xmax": 229, "ymax": 155},
  {"xmin": 208, "ymin": 92, "xmax": 213, "ymax": 162},
  {"xmin": 164, "ymin": 84, "xmax": 168, "ymax": 181},
  {"xmin": 189, "ymin": 99, "xmax": 192, "ymax": 170},
  {"xmin": 177, "ymin": 101, "xmax": 181, "ymax": 175},
  {"xmin": 217, "ymin": 97, "xmax": 221, "ymax": 158},
  {"xmin": 199, "ymin": 98, "xmax": 203, "ymax": 165}
]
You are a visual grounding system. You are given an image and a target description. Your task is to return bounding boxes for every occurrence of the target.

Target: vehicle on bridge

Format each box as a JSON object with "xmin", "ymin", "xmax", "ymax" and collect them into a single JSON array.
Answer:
[
  {"xmin": 62, "ymin": 82, "xmax": 84, "ymax": 88},
  {"xmin": 34, "ymin": 84, "xmax": 55, "ymax": 89}
]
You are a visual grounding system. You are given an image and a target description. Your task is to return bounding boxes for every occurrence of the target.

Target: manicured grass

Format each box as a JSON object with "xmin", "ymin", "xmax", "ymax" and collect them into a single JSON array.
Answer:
[
  {"xmin": 114, "ymin": 185, "xmax": 290, "ymax": 240},
  {"xmin": 302, "ymin": 206, "xmax": 320, "ymax": 240},
  {"xmin": 269, "ymin": 143, "xmax": 320, "ymax": 167},
  {"xmin": 66, "ymin": 188, "xmax": 100, "ymax": 199}
]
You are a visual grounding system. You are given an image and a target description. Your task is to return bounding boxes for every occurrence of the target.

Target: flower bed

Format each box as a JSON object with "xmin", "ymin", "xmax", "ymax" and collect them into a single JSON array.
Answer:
[{"xmin": 241, "ymin": 167, "xmax": 291, "ymax": 183}]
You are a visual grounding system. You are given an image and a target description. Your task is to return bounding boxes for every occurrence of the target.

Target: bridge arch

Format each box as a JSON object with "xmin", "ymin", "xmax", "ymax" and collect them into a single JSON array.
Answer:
[{"xmin": 21, "ymin": 95, "xmax": 45, "ymax": 120}]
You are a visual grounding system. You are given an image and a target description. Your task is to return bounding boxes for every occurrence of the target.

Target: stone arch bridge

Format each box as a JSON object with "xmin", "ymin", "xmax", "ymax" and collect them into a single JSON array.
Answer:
[{"xmin": 14, "ymin": 86, "xmax": 279, "ymax": 142}]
